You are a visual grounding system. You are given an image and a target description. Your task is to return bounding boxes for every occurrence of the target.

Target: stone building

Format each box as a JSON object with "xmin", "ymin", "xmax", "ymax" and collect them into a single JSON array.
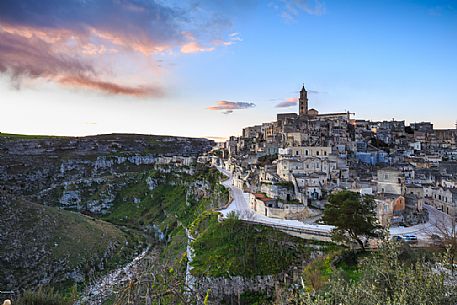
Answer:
[
  {"xmin": 249, "ymin": 193, "xmax": 307, "ymax": 219},
  {"xmin": 377, "ymin": 168, "xmax": 404, "ymax": 195},
  {"xmin": 425, "ymin": 187, "xmax": 457, "ymax": 217}
]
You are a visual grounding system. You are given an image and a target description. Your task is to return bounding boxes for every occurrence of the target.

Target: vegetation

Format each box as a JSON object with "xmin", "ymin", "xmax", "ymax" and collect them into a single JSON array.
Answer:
[
  {"xmin": 257, "ymin": 154, "xmax": 278, "ymax": 166},
  {"xmin": 431, "ymin": 213, "xmax": 457, "ymax": 274},
  {"xmin": 292, "ymin": 242, "xmax": 457, "ymax": 305},
  {"xmin": 301, "ymin": 248, "xmax": 365, "ymax": 293},
  {"xmin": 0, "ymin": 132, "xmax": 64, "ymax": 140},
  {"xmin": 111, "ymin": 257, "xmax": 193, "ymax": 305},
  {"xmin": 14, "ymin": 287, "xmax": 75, "ymax": 305},
  {"xmin": 190, "ymin": 212, "xmax": 324, "ymax": 277},
  {"xmin": 322, "ymin": 190, "xmax": 382, "ymax": 250},
  {"xmin": 275, "ymin": 181, "xmax": 294, "ymax": 189},
  {"xmin": 103, "ymin": 166, "xmax": 228, "ymax": 242},
  {"xmin": 0, "ymin": 199, "xmax": 139, "ymax": 291},
  {"xmin": 236, "ymin": 291, "xmax": 273, "ymax": 305}
]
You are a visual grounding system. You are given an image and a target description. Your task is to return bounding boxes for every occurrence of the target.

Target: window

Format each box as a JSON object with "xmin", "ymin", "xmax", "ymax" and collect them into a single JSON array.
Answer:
[
  {"xmin": 305, "ymin": 150, "xmax": 309, "ymax": 156},
  {"xmin": 317, "ymin": 151, "xmax": 320, "ymax": 156}
]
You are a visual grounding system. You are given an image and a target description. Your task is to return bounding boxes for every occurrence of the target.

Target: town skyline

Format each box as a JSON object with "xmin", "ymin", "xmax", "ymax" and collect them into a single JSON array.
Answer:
[{"xmin": 3, "ymin": 1, "xmax": 457, "ymax": 304}]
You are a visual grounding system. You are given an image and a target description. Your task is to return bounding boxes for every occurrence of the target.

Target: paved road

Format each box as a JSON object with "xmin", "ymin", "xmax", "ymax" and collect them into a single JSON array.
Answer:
[
  {"xmin": 217, "ymin": 166, "xmax": 450, "ymax": 243},
  {"xmin": 218, "ymin": 167, "xmax": 334, "ymax": 234}
]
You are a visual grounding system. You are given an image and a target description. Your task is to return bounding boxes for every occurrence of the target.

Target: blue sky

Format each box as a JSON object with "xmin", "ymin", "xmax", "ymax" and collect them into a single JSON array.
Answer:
[{"xmin": 0, "ymin": 0, "xmax": 456, "ymax": 139}]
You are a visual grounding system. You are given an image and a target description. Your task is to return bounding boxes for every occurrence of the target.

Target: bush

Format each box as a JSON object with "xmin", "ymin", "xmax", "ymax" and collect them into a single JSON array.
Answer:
[
  {"xmin": 16, "ymin": 288, "xmax": 73, "ymax": 305},
  {"xmin": 295, "ymin": 242, "xmax": 457, "ymax": 305}
]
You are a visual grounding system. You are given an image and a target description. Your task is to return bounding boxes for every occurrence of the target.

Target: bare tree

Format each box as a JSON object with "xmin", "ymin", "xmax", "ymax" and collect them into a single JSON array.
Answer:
[
  {"xmin": 427, "ymin": 210, "xmax": 457, "ymax": 274},
  {"xmin": 113, "ymin": 256, "xmax": 204, "ymax": 305}
]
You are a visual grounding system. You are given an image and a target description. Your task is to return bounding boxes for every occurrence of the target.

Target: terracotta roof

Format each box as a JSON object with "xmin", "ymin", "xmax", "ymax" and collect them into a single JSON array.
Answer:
[{"xmin": 253, "ymin": 193, "xmax": 274, "ymax": 203}]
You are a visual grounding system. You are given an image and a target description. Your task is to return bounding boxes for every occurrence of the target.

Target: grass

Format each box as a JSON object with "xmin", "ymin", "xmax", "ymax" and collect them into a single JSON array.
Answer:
[
  {"xmin": 190, "ymin": 212, "xmax": 322, "ymax": 278},
  {"xmin": 15, "ymin": 288, "xmax": 74, "ymax": 305},
  {"xmin": 49, "ymin": 210, "xmax": 128, "ymax": 267},
  {"xmin": 0, "ymin": 132, "xmax": 64, "ymax": 140},
  {"xmin": 236, "ymin": 291, "xmax": 273, "ymax": 305},
  {"xmin": 0, "ymin": 200, "xmax": 141, "ymax": 292},
  {"xmin": 102, "ymin": 166, "xmax": 228, "ymax": 260}
]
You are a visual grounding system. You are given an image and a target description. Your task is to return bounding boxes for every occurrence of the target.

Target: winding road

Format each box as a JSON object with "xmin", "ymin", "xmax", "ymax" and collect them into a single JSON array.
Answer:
[{"xmin": 216, "ymin": 166, "xmax": 447, "ymax": 243}]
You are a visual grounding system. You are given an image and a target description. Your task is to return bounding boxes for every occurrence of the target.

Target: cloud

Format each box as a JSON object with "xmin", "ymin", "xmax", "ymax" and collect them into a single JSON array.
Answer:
[
  {"xmin": 276, "ymin": 97, "xmax": 298, "ymax": 108},
  {"xmin": 308, "ymin": 90, "xmax": 322, "ymax": 94},
  {"xmin": 0, "ymin": 0, "xmax": 241, "ymax": 96},
  {"xmin": 279, "ymin": 0, "xmax": 325, "ymax": 21},
  {"xmin": 180, "ymin": 32, "xmax": 215, "ymax": 54},
  {"xmin": 59, "ymin": 75, "xmax": 164, "ymax": 97},
  {"xmin": 208, "ymin": 101, "xmax": 256, "ymax": 113},
  {"xmin": 0, "ymin": 30, "xmax": 93, "ymax": 79},
  {"xmin": 0, "ymin": 28, "xmax": 161, "ymax": 97}
]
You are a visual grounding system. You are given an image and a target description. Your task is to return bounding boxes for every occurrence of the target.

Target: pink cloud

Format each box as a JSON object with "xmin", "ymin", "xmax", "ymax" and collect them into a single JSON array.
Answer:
[
  {"xmin": 208, "ymin": 101, "xmax": 256, "ymax": 113},
  {"xmin": 0, "ymin": 1, "xmax": 241, "ymax": 97},
  {"xmin": 59, "ymin": 75, "xmax": 164, "ymax": 97},
  {"xmin": 276, "ymin": 97, "xmax": 298, "ymax": 108},
  {"xmin": 181, "ymin": 42, "xmax": 215, "ymax": 54}
]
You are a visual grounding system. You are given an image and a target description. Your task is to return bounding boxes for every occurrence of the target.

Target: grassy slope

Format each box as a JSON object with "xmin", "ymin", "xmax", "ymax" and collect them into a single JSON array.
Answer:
[
  {"xmin": 0, "ymin": 132, "xmax": 64, "ymax": 140},
  {"xmin": 102, "ymin": 166, "xmax": 228, "ymax": 257},
  {"xmin": 0, "ymin": 199, "xmax": 140, "ymax": 290},
  {"xmin": 189, "ymin": 212, "xmax": 330, "ymax": 278}
]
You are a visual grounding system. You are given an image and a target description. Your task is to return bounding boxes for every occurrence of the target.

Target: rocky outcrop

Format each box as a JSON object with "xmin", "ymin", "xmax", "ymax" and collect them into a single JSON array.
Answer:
[
  {"xmin": 0, "ymin": 134, "xmax": 214, "ymax": 214},
  {"xmin": 194, "ymin": 275, "xmax": 276, "ymax": 302}
]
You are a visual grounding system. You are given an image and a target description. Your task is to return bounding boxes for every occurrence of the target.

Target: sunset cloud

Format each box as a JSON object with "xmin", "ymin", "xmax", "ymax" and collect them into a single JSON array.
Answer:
[
  {"xmin": 180, "ymin": 33, "xmax": 215, "ymax": 54},
  {"xmin": 276, "ymin": 97, "xmax": 298, "ymax": 108},
  {"xmin": 0, "ymin": 30, "xmax": 93, "ymax": 79},
  {"xmin": 59, "ymin": 75, "xmax": 164, "ymax": 97},
  {"xmin": 208, "ymin": 101, "xmax": 256, "ymax": 113},
  {"xmin": 0, "ymin": 0, "xmax": 240, "ymax": 96}
]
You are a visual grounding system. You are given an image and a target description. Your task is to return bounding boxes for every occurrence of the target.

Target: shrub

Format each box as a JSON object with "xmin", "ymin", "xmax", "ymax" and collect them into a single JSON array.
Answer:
[{"xmin": 16, "ymin": 288, "xmax": 72, "ymax": 305}]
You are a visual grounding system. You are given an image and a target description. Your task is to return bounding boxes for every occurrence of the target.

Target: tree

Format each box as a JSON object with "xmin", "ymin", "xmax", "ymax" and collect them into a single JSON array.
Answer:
[
  {"xmin": 290, "ymin": 242, "xmax": 457, "ymax": 305},
  {"xmin": 428, "ymin": 211, "xmax": 457, "ymax": 274},
  {"xmin": 322, "ymin": 190, "xmax": 382, "ymax": 251}
]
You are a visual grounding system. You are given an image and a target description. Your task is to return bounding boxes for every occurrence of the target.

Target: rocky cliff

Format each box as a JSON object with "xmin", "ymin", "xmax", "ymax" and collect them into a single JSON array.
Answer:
[
  {"xmin": 0, "ymin": 133, "xmax": 215, "ymax": 293},
  {"xmin": 0, "ymin": 133, "xmax": 213, "ymax": 214}
]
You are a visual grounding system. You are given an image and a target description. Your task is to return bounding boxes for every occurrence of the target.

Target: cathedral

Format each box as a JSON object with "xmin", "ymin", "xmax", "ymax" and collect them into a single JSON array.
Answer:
[{"xmin": 297, "ymin": 84, "xmax": 350, "ymax": 120}]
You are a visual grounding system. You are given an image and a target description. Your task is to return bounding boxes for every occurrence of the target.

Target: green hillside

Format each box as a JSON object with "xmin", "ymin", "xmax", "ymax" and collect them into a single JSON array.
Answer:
[{"xmin": 0, "ymin": 198, "xmax": 141, "ymax": 291}]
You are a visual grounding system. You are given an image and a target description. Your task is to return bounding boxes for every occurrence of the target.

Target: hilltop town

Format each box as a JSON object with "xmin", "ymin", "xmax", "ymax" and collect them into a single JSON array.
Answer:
[
  {"xmin": 1, "ymin": 94, "xmax": 457, "ymax": 304},
  {"xmin": 210, "ymin": 85, "xmax": 457, "ymax": 229}
]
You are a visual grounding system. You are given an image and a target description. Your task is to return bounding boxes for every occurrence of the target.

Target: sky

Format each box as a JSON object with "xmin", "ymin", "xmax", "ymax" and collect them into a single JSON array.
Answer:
[{"xmin": 0, "ymin": 0, "xmax": 456, "ymax": 140}]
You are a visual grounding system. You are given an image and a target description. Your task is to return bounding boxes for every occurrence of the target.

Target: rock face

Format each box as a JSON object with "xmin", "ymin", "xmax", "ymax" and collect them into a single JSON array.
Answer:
[
  {"xmin": 194, "ymin": 275, "xmax": 276, "ymax": 301},
  {"xmin": 0, "ymin": 133, "xmax": 214, "ymax": 214},
  {"xmin": 0, "ymin": 133, "xmax": 214, "ymax": 291}
]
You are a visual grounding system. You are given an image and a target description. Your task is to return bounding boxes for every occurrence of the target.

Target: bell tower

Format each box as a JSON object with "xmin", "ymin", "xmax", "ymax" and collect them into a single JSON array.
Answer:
[{"xmin": 299, "ymin": 84, "xmax": 308, "ymax": 116}]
